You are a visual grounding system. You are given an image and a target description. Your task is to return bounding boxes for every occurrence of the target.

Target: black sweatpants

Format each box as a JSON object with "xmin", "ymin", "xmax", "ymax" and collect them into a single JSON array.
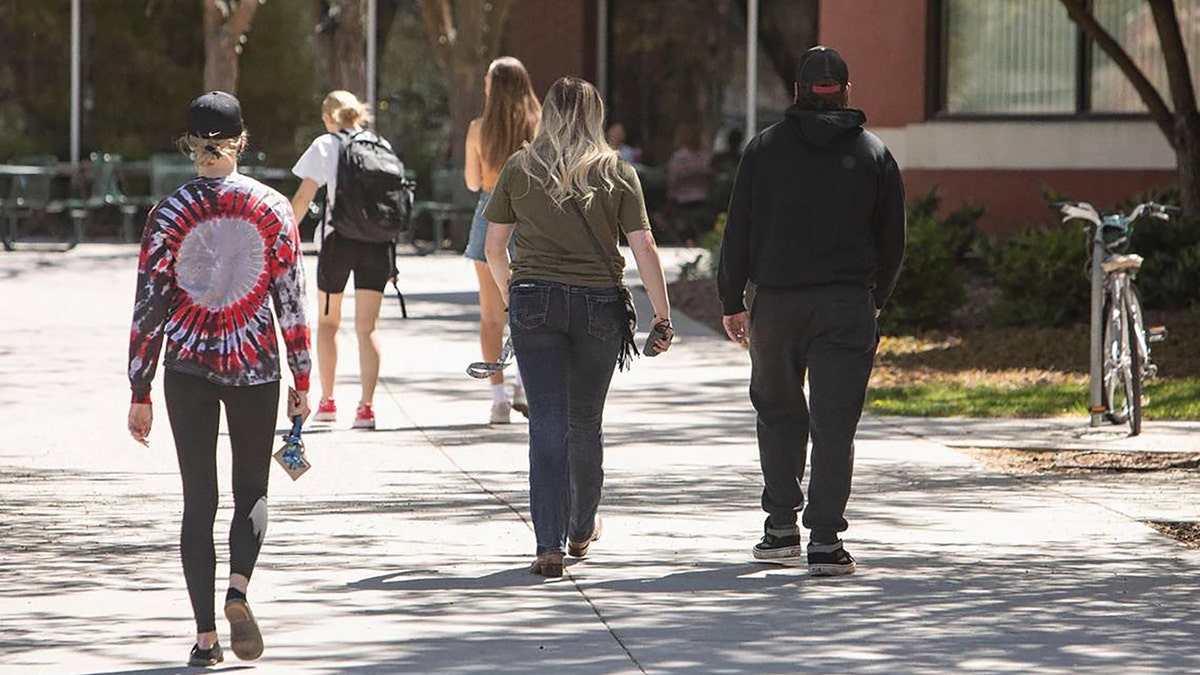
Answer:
[
  {"xmin": 748, "ymin": 285, "xmax": 877, "ymax": 542},
  {"xmin": 164, "ymin": 369, "xmax": 278, "ymax": 634}
]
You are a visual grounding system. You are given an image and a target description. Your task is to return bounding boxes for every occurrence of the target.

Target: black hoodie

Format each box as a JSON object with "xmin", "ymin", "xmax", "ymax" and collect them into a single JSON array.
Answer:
[{"xmin": 717, "ymin": 105, "xmax": 906, "ymax": 314}]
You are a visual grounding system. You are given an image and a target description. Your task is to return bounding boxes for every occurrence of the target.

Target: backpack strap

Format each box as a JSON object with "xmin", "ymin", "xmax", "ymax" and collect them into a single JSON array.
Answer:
[{"xmin": 388, "ymin": 240, "xmax": 407, "ymax": 318}]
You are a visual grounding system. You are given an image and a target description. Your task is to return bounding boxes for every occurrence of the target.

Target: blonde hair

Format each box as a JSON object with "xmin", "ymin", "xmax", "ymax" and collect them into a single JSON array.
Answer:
[
  {"xmin": 176, "ymin": 132, "xmax": 248, "ymax": 168},
  {"xmin": 481, "ymin": 57, "xmax": 541, "ymax": 170},
  {"xmin": 322, "ymin": 90, "xmax": 372, "ymax": 129},
  {"xmin": 518, "ymin": 77, "xmax": 626, "ymax": 208}
]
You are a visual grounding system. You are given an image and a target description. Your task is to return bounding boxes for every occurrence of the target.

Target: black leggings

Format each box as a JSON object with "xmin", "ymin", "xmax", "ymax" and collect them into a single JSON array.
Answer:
[{"xmin": 164, "ymin": 369, "xmax": 279, "ymax": 634}]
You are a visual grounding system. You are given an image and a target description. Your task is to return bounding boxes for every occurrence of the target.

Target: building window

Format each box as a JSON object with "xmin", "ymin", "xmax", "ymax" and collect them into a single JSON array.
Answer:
[{"xmin": 938, "ymin": 0, "xmax": 1200, "ymax": 116}]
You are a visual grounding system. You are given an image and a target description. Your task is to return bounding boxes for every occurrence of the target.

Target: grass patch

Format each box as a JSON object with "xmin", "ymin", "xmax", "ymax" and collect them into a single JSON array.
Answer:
[
  {"xmin": 866, "ymin": 313, "xmax": 1200, "ymax": 419},
  {"xmin": 868, "ymin": 379, "xmax": 1200, "ymax": 419},
  {"xmin": 868, "ymin": 383, "xmax": 1084, "ymax": 418}
]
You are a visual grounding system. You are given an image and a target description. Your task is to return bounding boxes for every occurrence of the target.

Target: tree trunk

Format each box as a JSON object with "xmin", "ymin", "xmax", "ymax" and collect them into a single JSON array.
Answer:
[
  {"xmin": 418, "ymin": 0, "xmax": 514, "ymax": 167},
  {"xmin": 1175, "ymin": 113, "xmax": 1200, "ymax": 217},
  {"xmin": 312, "ymin": 0, "xmax": 366, "ymax": 95},
  {"xmin": 203, "ymin": 0, "xmax": 264, "ymax": 94},
  {"xmin": 1148, "ymin": 0, "xmax": 1200, "ymax": 216}
]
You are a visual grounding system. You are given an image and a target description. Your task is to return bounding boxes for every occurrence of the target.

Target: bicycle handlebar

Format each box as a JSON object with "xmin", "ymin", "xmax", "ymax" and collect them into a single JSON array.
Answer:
[{"xmin": 1057, "ymin": 200, "xmax": 1176, "ymax": 226}]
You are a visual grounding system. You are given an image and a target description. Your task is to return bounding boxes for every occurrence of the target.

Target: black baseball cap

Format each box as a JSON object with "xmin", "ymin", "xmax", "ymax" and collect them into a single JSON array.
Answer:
[
  {"xmin": 186, "ymin": 91, "xmax": 244, "ymax": 139},
  {"xmin": 797, "ymin": 46, "xmax": 849, "ymax": 94}
]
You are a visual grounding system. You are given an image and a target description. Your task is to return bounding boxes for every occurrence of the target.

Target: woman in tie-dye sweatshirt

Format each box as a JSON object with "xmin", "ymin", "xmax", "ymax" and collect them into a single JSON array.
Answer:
[{"xmin": 126, "ymin": 91, "xmax": 311, "ymax": 668}]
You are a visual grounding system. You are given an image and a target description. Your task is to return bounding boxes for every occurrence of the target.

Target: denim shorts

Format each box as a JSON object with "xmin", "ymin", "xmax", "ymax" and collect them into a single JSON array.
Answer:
[
  {"xmin": 463, "ymin": 191, "xmax": 492, "ymax": 262},
  {"xmin": 463, "ymin": 191, "xmax": 515, "ymax": 263}
]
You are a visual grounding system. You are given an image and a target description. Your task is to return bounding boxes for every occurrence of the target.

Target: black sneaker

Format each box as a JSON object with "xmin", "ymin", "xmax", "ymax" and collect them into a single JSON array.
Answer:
[
  {"xmin": 188, "ymin": 642, "xmax": 224, "ymax": 667},
  {"xmin": 752, "ymin": 532, "xmax": 804, "ymax": 563},
  {"xmin": 807, "ymin": 540, "xmax": 857, "ymax": 577}
]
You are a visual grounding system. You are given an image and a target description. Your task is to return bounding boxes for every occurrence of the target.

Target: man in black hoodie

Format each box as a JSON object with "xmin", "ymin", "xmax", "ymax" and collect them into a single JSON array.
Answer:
[{"xmin": 718, "ymin": 46, "xmax": 906, "ymax": 576}]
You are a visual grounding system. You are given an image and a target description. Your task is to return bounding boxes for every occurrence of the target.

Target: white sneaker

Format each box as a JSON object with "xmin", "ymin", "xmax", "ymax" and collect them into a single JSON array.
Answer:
[
  {"xmin": 490, "ymin": 400, "xmax": 512, "ymax": 424},
  {"xmin": 511, "ymin": 384, "xmax": 528, "ymax": 418}
]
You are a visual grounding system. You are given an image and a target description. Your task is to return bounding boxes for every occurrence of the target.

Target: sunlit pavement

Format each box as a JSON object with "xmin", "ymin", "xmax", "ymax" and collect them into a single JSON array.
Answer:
[{"xmin": 3, "ymin": 244, "xmax": 1198, "ymax": 674}]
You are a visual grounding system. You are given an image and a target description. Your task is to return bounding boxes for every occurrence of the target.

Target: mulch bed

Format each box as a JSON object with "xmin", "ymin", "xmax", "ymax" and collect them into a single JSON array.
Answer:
[{"xmin": 1147, "ymin": 521, "xmax": 1200, "ymax": 548}]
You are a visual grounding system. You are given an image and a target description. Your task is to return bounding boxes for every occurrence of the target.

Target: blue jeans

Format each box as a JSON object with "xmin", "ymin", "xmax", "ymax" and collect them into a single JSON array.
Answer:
[{"xmin": 508, "ymin": 280, "xmax": 624, "ymax": 554}]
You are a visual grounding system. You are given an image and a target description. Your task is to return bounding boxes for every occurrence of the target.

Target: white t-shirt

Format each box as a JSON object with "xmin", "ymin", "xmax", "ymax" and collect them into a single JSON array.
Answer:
[
  {"xmin": 291, "ymin": 130, "xmax": 393, "ymax": 242},
  {"xmin": 292, "ymin": 134, "xmax": 340, "ymax": 241}
]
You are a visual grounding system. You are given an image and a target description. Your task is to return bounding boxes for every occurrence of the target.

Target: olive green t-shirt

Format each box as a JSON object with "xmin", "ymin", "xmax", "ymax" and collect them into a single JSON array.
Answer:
[{"xmin": 483, "ymin": 150, "xmax": 651, "ymax": 288}]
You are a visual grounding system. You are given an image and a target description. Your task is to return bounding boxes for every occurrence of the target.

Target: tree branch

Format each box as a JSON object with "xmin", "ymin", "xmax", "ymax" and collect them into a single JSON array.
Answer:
[{"xmin": 1058, "ymin": 0, "xmax": 1176, "ymax": 145}]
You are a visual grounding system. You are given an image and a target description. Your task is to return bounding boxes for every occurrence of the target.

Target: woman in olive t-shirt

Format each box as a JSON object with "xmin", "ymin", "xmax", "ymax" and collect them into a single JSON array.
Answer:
[{"xmin": 483, "ymin": 77, "xmax": 674, "ymax": 578}]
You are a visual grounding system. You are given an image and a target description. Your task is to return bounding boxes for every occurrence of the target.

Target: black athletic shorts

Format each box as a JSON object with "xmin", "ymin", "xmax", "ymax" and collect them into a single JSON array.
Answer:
[{"xmin": 316, "ymin": 231, "xmax": 392, "ymax": 294}]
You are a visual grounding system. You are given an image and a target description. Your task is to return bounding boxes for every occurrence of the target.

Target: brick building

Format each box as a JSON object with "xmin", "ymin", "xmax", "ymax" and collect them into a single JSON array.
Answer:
[{"xmin": 502, "ymin": 0, "xmax": 1197, "ymax": 235}]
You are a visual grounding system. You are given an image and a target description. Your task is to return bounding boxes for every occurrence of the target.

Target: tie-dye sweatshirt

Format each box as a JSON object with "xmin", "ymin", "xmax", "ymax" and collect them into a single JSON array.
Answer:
[{"xmin": 128, "ymin": 172, "xmax": 311, "ymax": 403}]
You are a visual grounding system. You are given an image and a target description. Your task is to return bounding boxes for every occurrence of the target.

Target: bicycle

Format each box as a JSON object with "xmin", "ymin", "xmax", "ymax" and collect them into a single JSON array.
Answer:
[{"xmin": 1058, "ymin": 200, "xmax": 1174, "ymax": 435}]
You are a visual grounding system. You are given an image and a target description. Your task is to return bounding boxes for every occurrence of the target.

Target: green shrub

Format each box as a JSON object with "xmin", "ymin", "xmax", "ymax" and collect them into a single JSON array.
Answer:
[
  {"xmin": 987, "ymin": 222, "xmax": 1089, "ymax": 327},
  {"xmin": 879, "ymin": 189, "xmax": 980, "ymax": 333},
  {"xmin": 1123, "ymin": 187, "xmax": 1200, "ymax": 310},
  {"xmin": 695, "ymin": 188, "xmax": 981, "ymax": 333}
]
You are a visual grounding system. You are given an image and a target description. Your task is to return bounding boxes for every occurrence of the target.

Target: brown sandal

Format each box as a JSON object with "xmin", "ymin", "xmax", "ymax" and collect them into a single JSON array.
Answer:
[
  {"xmin": 224, "ymin": 598, "xmax": 264, "ymax": 661},
  {"xmin": 528, "ymin": 552, "xmax": 564, "ymax": 578}
]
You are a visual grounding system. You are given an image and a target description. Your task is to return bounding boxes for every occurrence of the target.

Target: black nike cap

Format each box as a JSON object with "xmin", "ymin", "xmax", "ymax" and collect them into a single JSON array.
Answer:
[{"xmin": 186, "ymin": 91, "xmax": 244, "ymax": 139}]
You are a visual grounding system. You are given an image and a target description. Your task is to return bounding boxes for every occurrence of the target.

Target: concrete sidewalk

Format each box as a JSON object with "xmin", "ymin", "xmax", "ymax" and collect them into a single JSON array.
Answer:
[{"xmin": 2, "ymin": 245, "xmax": 1198, "ymax": 674}]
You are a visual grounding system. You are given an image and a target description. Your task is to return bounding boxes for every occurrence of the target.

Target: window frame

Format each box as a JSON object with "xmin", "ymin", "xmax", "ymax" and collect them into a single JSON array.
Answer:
[{"xmin": 927, "ymin": 0, "xmax": 1156, "ymax": 122}]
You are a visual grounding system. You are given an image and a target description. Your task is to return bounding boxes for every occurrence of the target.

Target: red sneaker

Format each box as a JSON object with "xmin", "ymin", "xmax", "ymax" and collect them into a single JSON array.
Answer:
[
  {"xmin": 353, "ymin": 403, "xmax": 375, "ymax": 430},
  {"xmin": 313, "ymin": 398, "xmax": 337, "ymax": 423}
]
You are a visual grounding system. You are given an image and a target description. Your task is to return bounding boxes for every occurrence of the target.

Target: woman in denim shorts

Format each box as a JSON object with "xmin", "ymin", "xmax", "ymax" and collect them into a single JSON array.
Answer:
[{"xmin": 463, "ymin": 57, "xmax": 540, "ymax": 424}]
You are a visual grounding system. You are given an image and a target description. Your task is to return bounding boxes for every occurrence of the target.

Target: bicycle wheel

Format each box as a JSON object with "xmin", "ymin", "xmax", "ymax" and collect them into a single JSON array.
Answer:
[
  {"xmin": 1125, "ymin": 292, "xmax": 1144, "ymax": 436},
  {"xmin": 1100, "ymin": 294, "xmax": 1133, "ymax": 426}
]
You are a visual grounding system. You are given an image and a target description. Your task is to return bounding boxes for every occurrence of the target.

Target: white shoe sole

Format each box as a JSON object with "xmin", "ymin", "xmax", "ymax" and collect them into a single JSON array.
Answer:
[
  {"xmin": 809, "ymin": 561, "xmax": 857, "ymax": 576},
  {"xmin": 351, "ymin": 420, "xmax": 375, "ymax": 430},
  {"xmin": 751, "ymin": 545, "xmax": 805, "ymax": 564},
  {"xmin": 312, "ymin": 412, "xmax": 336, "ymax": 423}
]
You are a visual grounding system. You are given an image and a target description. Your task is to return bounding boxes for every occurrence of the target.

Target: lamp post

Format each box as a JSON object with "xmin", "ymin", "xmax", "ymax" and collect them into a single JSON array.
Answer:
[
  {"xmin": 366, "ymin": 0, "xmax": 377, "ymax": 122},
  {"xmin": 745, "ymin": 0, "xmax": 758, "ymax": 147},
  {"xmin": 71, "ymin": 0, "xmax": 81, "ymax": 166}
]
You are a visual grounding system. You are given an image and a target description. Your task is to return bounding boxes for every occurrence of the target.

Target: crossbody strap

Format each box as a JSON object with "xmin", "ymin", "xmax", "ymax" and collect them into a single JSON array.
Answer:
[{"xmin": 565, "ymin": 198, "xmax": 622, "ymax": 289}]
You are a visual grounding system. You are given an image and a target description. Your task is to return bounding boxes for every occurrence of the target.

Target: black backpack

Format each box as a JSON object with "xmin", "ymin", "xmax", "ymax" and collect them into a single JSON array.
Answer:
[{"xmin": 330, "ymin": 130, "xmax": 415, "ymax": 243}]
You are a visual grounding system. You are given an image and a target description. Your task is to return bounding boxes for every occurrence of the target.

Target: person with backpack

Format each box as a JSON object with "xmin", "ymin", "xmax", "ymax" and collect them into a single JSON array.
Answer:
[
  {"xmin": 463, "ymin": 56, "xmax": 541, "ymax": 424},
  {"xmin": 126, "ymin": 91, "xmax": 311, "ymax": 666},
  {"xmin": 484, "ymin": 78, "xmax": 675, "ymax": 577},
  {"xmin": 291, "ymin": 90, "xmax": 412, "ymax": 430}
]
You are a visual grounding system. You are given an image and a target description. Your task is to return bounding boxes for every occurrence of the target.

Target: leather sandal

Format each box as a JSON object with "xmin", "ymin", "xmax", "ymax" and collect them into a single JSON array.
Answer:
[{"xmin": 224, "ymin": 598, "xmax": 264, "ymax": 661}]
